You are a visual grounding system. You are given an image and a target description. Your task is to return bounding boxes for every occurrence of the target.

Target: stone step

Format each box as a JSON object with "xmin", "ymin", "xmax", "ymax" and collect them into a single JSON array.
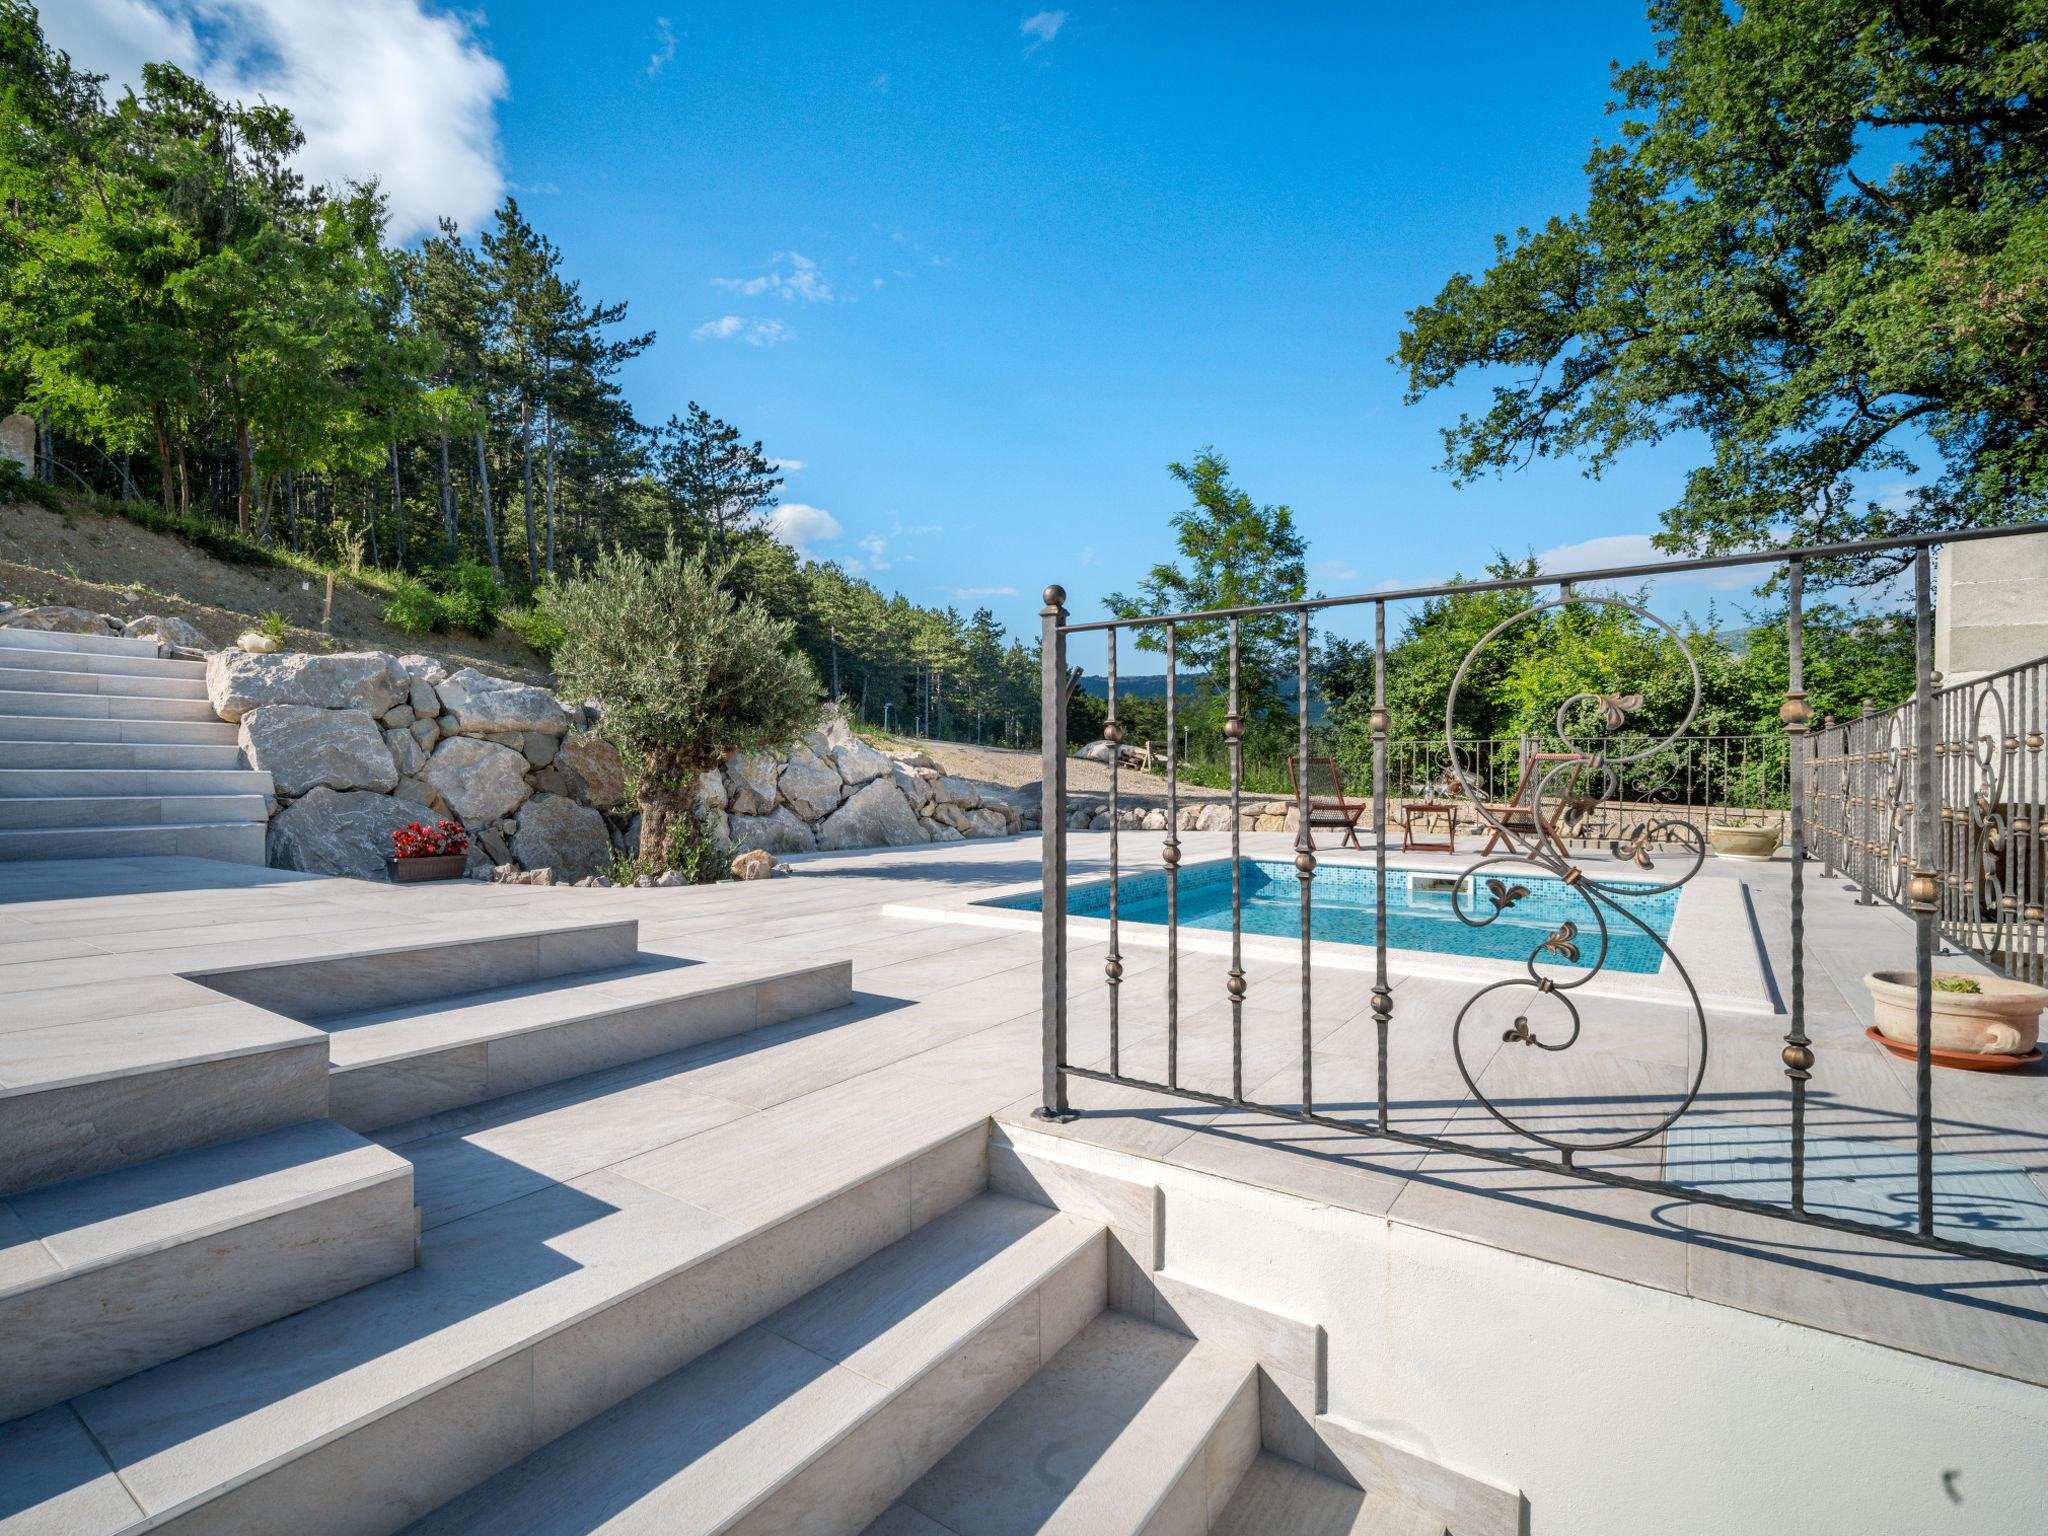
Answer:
[
  {"xmin": 321, "ymin": 956, "xmax": 853, "ymax": 1132},
  {"xmin": 0, "ymin": 1119, "xmax": 417, "ymax": 1423},
  {"xmin": 875, "ymin": 1312, "xmax": 1261, "ymax": 1535},
  {"xmin": 0, "ymin": 819, "xmax": 267, "ymax": 864},
  {"xmin": 0, "ymin": 766, "xmax": 270, "ymax": 798},
  {"xmin": 0, "ymin": 740, "xmax": 246, "ymax": 770},
  {"xmin": 1213, "ymin": 1455, "xmax": 1449, "ymax": 1536},
  {"xmin": 0, "ymin": 793, "xmax": 267, "ymax": 829},
  {"xmin": 0, "ymin": 979, "xmax": 330, "ymax": 1196},
  {"xmin": 0, "ymin": 714, "xmax": 238, "ymax": 745},
  {"xmin": 404, "ymin": 1192, "xmax": 1107, "ymax": 1535},
  {"xmin": 0, "ymin": 689, "xmax": 219, "ymax": 722},
  {"xmin": 0, "ymin": 646, "xmax": 207, "ymax": 679},
  {"xmin": 0, "ymin": 627, "xmax": 161, "ymax": 658},
  {"xmin": 0, "ymin": 668, "xmax": 211, "ymax": 699},
  {"xmin": 186, "ymin": 917, "xmax": 644, "ymax": 1022},
  {"xmin": 5, "ymin": 1121, "xmax": 992, "ymax": 1534}
]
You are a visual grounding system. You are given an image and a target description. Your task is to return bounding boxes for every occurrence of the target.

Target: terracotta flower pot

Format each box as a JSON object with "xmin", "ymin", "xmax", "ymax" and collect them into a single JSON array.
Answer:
[
  {"xmin": 385, "ymin": 854, "xmax": 469, "ymax": 884},
  {"xmin": 1707, "ymin": 822, "xmax": 1781, "ymax": 860},
  {"xmin": 1865, "ymin": 970, "xmax": 2047, "ymax": 1056}
]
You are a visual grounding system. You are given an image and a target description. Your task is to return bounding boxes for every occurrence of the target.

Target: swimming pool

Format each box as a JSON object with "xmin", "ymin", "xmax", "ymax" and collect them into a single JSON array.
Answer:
[{"xmin": 985, "ymin": 860, "xmax": 1682, "ymax": 974}]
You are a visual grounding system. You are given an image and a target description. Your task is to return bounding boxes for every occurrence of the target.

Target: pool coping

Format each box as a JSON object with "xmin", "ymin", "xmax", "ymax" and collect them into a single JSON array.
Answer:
[{"xmin": 880, "ymin": 844, "xmax": 1781, "ymax": 1019}]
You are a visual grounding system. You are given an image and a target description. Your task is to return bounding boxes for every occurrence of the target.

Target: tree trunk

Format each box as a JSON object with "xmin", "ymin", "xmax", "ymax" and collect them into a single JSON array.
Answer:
[
  {"xmin": 151, "ymin": 408, "xmax": 176, "ymax": 519},
  {"xmin": 474, "ymin": 430, "xmax": 500, "ymax": 573},
  {"xmin": 365, "ymin": 487, "xmax": 380, "ymax": 567},
  {"xmin": 519, "ymin": 390, "xmax": 539, "ymax": 583},
  {"xmin": 389, "ymin": 441, "xmax": 406, "ymax": 571},
  {"xmin": 542, "ymin": 401, "xmax": 559, "ymax": 578},
  {"xmin": 438, "ymin": 431, "xmax": 457, "ymax": 558},
  {"xmin": 234, "ymin": 419, "xmax": 253, "ymax": 533},
  {"xmin": 636, "ymin": 744, "xmax": 704, "ymax": 867},
  {"xmin": 285, "ymin": 468, "xmax": 299, "ymax": 551}
]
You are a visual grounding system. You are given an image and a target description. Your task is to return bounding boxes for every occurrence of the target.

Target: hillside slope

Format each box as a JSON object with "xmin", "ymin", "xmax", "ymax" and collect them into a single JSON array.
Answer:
[{"xmin": 1, "ymin": 495, "xmax": 549, "ymax": 682}]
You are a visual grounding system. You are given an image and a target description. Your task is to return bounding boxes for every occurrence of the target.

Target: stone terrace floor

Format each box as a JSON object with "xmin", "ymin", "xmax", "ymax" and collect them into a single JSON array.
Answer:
[{"xmin": 4, "ymin": 834, "xmax": 2046, "ymax": 1392}]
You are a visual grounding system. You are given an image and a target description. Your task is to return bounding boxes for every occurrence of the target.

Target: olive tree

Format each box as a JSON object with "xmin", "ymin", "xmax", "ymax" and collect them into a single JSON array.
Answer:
[{"xmin": 545, "ymin": 541, "xmax": 818, "ymax": 864}]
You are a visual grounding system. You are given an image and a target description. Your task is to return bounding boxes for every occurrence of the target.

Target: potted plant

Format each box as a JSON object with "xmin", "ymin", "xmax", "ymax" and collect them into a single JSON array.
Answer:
[
  {"xmin": 386, "ymin": 819, "xmax": 471, "ymax": 883},
  {"xmin": 1865, "ymin": 970, "xmax": 2048, "ymax": 1060},
  {"xmin": 1707, "ymin": 814, "xmax": 1782, "ymax": 860}
]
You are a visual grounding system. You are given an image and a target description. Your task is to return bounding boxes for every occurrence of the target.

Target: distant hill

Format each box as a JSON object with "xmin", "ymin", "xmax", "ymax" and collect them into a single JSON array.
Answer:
[{"xmin": 1077, "ymin": 674, "xmax": 1330, "ymax": 722}]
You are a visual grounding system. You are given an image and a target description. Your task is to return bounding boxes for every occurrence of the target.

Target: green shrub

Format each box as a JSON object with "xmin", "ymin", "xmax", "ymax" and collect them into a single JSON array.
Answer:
[
  {"xmin": 382, "ymin": 579, "xmax": 449, "ymax": 634},
  {"xmin": 0, "ymin": 463, "xmax": 64, "ymax": 513},
  {"xmin": 424, "ymin": 560, "xmax": 503, "ymax": 636},
  {"xmin": 1932, "ymin": 976, "xmax": 1984, "ymax": 995},
  {"xmin": 501, "ymin": 603, "xmax": 567, "ymax": 659},
  {"xmin": 258, "ymin": 610, "xmax": 289, "ymax": 640}
]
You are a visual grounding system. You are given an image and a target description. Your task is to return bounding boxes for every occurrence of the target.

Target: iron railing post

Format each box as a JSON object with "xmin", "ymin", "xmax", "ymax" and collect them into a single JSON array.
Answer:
[
  {"xmin": 1035, "ymin": 583, "xmax": 1075, "ymax": 1122},
  {"xmin": 1296, "ymin": 609, "xmax": 1315, "ymax": 1113},
  {"xmin": 1226, "ymin": 619, "xmax": 1246, "ymax": 1101},
  {"xmin": 1105, "ymin": 629, "xmax": 1121, "ymax": 1077},
  {"xmin": 1857, "ymin": 698, "xmax": 1877, "ymax": 905},
  {"xmin": 1910, "ymin": 549, "xmax": 1938, "ymax": 1232},
  {"xmin": 1165, "ymin": 624, "xmax": 1180, "ymax": 1089},
  {"xmin": 1781, "ymin": 560, "xmax": 1814, "ymax": 1210},
  {"xmin": 1372, "ymin": 600, "xmax": 1391, "ymax": 1132}
]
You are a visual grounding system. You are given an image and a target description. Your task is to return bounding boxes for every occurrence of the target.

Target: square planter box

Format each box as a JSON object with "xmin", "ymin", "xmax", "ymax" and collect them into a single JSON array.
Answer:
[{"xmin": 385, "ymin": 854, "xmax": 469, "ymax": 883}]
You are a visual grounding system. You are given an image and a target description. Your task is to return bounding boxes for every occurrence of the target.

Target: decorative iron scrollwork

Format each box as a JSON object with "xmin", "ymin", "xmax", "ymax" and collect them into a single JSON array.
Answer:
[{"xmin": 1441, "ymin": 593, "xmax": 1711, "ymax": 1153}]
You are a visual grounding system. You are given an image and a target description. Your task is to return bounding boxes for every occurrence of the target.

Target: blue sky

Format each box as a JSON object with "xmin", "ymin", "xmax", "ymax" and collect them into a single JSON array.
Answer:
[{"xmin": 54, "ymin": 1, "xmax": 1795, "ymax": 665}]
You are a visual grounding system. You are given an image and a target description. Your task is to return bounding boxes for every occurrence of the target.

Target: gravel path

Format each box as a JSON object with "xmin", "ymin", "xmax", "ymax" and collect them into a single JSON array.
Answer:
[{"xmin": 877, "ymin": 736, "xmax": 1235, "ymax": 807}]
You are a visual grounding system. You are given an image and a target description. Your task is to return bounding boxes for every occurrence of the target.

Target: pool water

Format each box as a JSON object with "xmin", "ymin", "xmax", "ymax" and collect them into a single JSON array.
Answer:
[{"xmin": 987, "ymin": 860, "xmax": 1681, "ymax": 974}]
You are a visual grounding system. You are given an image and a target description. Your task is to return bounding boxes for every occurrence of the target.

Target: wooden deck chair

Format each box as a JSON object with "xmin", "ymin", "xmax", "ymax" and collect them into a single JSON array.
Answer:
[
  {"xmin": 1287, "ymin": 755, "xmax": 1367, "ymax": 850},
  {"xmin": 1478, "ymin": 751, "xmax": 1585, "ymax": 854}
]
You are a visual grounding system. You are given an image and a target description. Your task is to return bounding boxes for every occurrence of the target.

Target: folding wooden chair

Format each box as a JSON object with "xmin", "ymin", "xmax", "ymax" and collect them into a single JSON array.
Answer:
[
  {"xmin": 1478, "ymin": 750, "xmax": 1585, "ymax": 854},
  {"xmin": 1287, "ymin": 755, "xmax": 1367, "ymax": 850}
]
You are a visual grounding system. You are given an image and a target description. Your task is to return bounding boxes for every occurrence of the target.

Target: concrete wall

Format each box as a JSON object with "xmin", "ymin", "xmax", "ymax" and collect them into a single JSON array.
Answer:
[
  {"xmin": 1009, "ymin": 1125, "xmax": 2048, "ymax": 1536},
  {"xmin": 1936, "ymin": 533, "xmax": 2048, "ymax": 685}
]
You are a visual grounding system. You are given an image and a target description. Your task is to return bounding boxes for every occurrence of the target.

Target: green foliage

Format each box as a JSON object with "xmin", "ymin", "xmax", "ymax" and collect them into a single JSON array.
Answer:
[
  {"xmin": 0, "ymin": 462, "xmax": 61, "ymax": 513},
  {"xmin": 1107, "ymin": 450, "xmax": 1309, "ymax": 742},
  {"xmin": 423, "ymin": 560, "xmax": 502, "ymax": 636},
  {"xmin": 257, "ymin": 610, "xmax": 288, "ymax": 640},
  {"xmin": 381, "ymin": 578, "xmax": 449, "ymax": 635},
  {"xmin": 663, "ymin": 808, "xmax": 730, "ymax": 884},
  {"xmin": 1933, "ymin": 976, "xmax": 1984, "ymax": 995},
  {"xmin": 1396, "ymin": 0, "xmax": 2048, "ymax": 588},
  {"xmin": 500, "ymin": 603, "xmax": 565, "ymax": 659},
  {"xmin": 544, "ymin": 541, "xmax": 818, "ymax": 775}
]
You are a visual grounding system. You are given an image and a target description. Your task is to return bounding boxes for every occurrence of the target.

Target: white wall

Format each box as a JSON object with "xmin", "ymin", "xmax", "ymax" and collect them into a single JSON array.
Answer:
[{"xmin": 1010, "ymin": 1125, "xmax": 2048, "ymax": 1536}]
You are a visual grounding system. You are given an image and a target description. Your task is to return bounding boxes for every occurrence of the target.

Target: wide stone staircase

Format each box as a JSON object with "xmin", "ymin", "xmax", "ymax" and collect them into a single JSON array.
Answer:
[
  {"xmin": 2, "ymin": 925, "xmax": 1464, "ymax": 1533},
  {"xmin": 0, "ymin": 628, "xmax": 267, "ymax": 864}
]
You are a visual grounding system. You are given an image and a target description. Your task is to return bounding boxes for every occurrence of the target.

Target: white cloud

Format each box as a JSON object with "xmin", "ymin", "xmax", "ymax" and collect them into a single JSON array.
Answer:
[
  {"xmin": 1020, "ymin": 10, "xmax": 1068, "ymax": 45},
  {"xmin": 46, "ymin": 0, "xmax": 509, "ymax": 242},
  {"xmin": 1077, "ymin": 544, "xmax": 1100, "ymax": 568},
  {"xmin": 1312, "ymin": 558, "xmax": 1361, "ymax": 585},
  {"xmin": 691, "ymin": 315, "xmax": 795, "ymax": 345},
  {"xmin": 1532, "ymin": 532, "xmax": 1752, "ymax": 591},
  {"xmin": 647, "ymin": 17, "xmax": 676, "ymax": 77},
  {"xmin": 768, "ymin": 457, "xmax": 805, "ymax": 474},
  {"xmin": 857, "ymin": 534, "xmax": 892, "ymax": 571},
  {"xmin": 765, "ymin": 503, "xmax": 842, "ymax": 554},
  {"xmin": 949, "ymin": 586, "xmax": 1019, "ymax": 598},
  {"xmin": 713, "ymin": 251, "xmax": 833, "ymax": 303}
]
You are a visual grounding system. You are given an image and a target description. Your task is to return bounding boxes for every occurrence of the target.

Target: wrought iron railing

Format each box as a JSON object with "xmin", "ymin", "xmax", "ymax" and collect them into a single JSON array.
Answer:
[
  {"xmin": 1035, "ymin": 524, "xmax": 2048, "ymax": 1272},
  {"xmin": 1808, "ymin": 659, "xmax": 2048, "ymax": 988}
]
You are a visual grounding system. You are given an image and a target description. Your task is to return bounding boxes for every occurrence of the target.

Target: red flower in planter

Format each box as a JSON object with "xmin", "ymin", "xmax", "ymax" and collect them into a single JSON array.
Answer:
[{"xmin": 391, "ymin": 820, "xmax": 471, "ymax": 859}]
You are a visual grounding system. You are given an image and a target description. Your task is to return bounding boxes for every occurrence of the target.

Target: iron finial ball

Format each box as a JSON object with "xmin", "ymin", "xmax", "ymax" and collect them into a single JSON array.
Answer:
[
  {"xmin": 1043, "ymin": 585, "xmax": 1066, "ymax": 608},
  {"xmin": 1295, "ymin": 850, "xmax": 1316, "ymax": 875}
]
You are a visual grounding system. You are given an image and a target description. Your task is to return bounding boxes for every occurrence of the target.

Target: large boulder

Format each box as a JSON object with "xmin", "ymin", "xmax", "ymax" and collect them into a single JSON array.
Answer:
[
  {"xmin": 778, "ymin": 747, "xmax": 846, "ymax": 821},
  {"xmin": 1, "ymin": 605, "xmax": 115, "ymax": 635},
  {"xmin": 830, "ymin": 739, "xmax": 892, "ymax": 787},
  {"xmin": 509, "ymin": 793, "xmax": 613, "ymax": 882},
  {"xmin": 419, "ymin": 735, "xmax": 532, "ymax": 823},
  {"xmin": 267, "ymin": 788, "xmax": 422, "ymax": 880},
  {"xmin": 555, "ymin": 733, "xmax": 627, "ymax": 808},
  {"xmin": 817, "ymin": 777, "xmax": 929, "ymax": 850},
  {"xmin": 1195, "ymin": 802, "xmax": 1234, "ymax": 832},
  {"xmin": 931, "ymin": 775, "xmax": 982, "ymax": 809},
  {"xmin": 729, "ymin": 806, "xmax": 816, "ymax": 855},
  {"xmin": 964, "ymin": 807, "xmax": 1010, "ymax": 838},
  {"xmin": 723, "ymin": 751, "xmax": 780, "ymax": 816},
  {"xmin": 239, "ymin": 706, "xmax": 399, "ymax": 798},
  {"xmin": 383, "ymin": 726, "xmax": 428, "ymax": 780},
  {"xmin": 123, "ymin": 614, "xmax": 213, "ymax": 650},
  {"xmin": 207, "ymin": 650, "xmax": 409, "ymax": 722},
  {"xmin": 693, "ymin": 770, "xmax": 727, "ymax": 814},
  {"xmin": 396, "ymin": 654, "xmax": 449, "ymax": 685},
  {"xmin": 890, "ymin": 760, "xmax": 933, "ymax": 811},
  {"xmin": 433, "ymin": 667, "xmax": 571, "ymax": 737},
  {"xmin": 1074, "ymin": 740, "xmax": 1118, "ymax": 765},
  {"xmin": 804, "ymin": 707, "xmax": 858, "ymax": 760}
]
